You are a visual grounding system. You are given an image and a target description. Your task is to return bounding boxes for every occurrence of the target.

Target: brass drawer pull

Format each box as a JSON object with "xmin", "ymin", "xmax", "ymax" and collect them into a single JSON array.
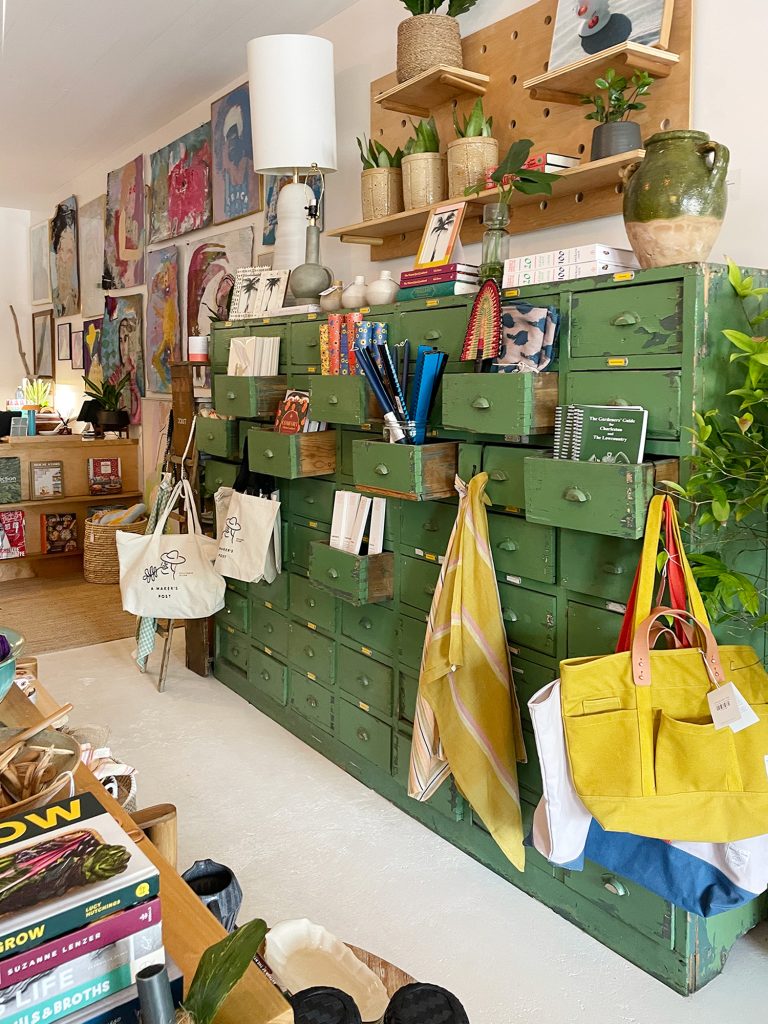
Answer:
[
  {"xmin": 563, "ymin": 486, "xmax": 590, "ymax": 503},
  {"xmin": 374, "ymin": 464, "xmax": 389, "ymax": 476},
  {"xmin": 488, "ymin": 470, "xmax": 508, "ymax": 482},
  {"xmin": 471, "ymin": 397, "xmax": 491, "ymax": 410},
  {"xmin": 610, "ymin": 311, "xmax": 640, "ymax": 326},
  {"xmin": 358, "ymin": 675, "xmax": 370, "ymax": 688},
  {"xmin": 502, "ymin": 609, "xmax": 518, "ymax": 623},
  {"xmin": 304, "ymin": 646, "xmax": 315, "ymax": 658},
  {"xmin": 498, "ymin": 539, "xmax": 518, "ymax": 551},
  {"xmin": 264, "ymin": 449, "xmax": 274, "ymax": 459},
  {"xmin": 260, "ymin": 669, "xmax": 270, "ymax": 681},
  {"xmin": 602, "ymin": 875, "xmax": 628, "ymax": 896},
  {"xmin": 603, "ymin": 563, "xmax": 625, "ymax": 575},
  {"xmin": 357, "ymin": 727, "xmax": 370, "ymax": 742},
  {"xmin": 328, "ymin": 395, "xmax": 339, "ymax": 405},
  {"xmin": 327, "ymin": 568, "xmax": 339, "ymax": 580},
  {"xmin": 307, "ymin": 695, "xmax": 318, "ymax": 708}
]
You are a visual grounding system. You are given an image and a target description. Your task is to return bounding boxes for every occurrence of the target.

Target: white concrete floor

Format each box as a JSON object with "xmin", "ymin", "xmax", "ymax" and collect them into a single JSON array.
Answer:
[{"xmin": 41, "ymin": 638, "xmax": 768, "ymax": 1024}]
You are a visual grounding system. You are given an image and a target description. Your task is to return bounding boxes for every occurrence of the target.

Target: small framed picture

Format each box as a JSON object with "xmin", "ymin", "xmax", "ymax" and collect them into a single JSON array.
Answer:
[
  {"xmin": 229, "ymin": 266, "xmax": 290, "ymax": 319},
  {"xmin": 415, "ymin": 201, "xmax": 466, "ymax": 269},
  {"xmin": 71, "ymin": 330, "xmax": 84, "ymax": 370},
  {"xmin": 32, "ymin": 310, "xmax": 55, "ymax": 378},
  {"xmin": 56, "ymin": 322, "xmax": 72, "ymax": 360},
  {"xmin": 30, "ymin": 461, "xmax": 64, "ymax": 499}
]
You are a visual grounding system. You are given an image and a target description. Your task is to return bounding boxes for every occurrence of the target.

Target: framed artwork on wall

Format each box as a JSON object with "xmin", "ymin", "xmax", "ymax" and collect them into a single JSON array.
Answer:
[
  {"xmin": 49, "ymin": 196, "xmax": 80, "ymax": 317},
  {"xmin": 185, "ymin": 227, "xmax": 253, "ymax": 337},
  {"xmin": 79, "ymin": 195, "xmax": 106, "ymax": 317},
  {"xmin": 32, "ymin": 310, "xmax": 55, "ymax": 378},
  {"xmin": 146, "ymin": 246, "xmax": 180, "ymax": 394},
  {"xmin": 149, "ymin": 124, "xmax": 212, "ymax": 242},
  {"xmin": 101, "ymin": 295, "xmax": 144, "ymax": 425},
  {"xmin": 229, "ymin": 266, "xmax": 290, "ymax": 319},
  {"xmin": 548, "ymin": 0, "xmax": 675, "ymax": 71},
  {"xmin": 71, "ymin": 330, "xmax": 84, "ymax": 371},
  {"xmin": 30, "ymin": 221, "xmax": 52, "ymax": 305},
  {"xmin": 211, "ymin": 82, "xmax": 263, "ymax": 224},
  {"xmin": 83, "ymin": 316, "xmax": 103, "ymax": 383},
  {"xmin": 56, "ymin": 322, "xmax": 72, "ymax": 361},
  {"xmin": 104, "ymin": 156, "xmax": 145, "ymax": 289}
]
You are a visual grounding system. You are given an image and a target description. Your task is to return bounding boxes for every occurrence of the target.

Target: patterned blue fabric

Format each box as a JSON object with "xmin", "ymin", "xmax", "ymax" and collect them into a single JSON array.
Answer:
[{"xmin": 493, "ymin": 302, "xmax": 560, "ymax": 373}]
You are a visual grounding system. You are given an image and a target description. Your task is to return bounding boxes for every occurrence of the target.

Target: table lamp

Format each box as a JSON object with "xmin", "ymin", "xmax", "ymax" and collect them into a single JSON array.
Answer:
[{"xmin": 247, "ymin": 34, "xmax": 337, "ymax": 280}]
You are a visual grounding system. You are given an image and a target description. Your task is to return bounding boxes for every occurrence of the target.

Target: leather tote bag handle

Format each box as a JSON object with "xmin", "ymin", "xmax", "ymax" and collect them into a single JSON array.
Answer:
[{"xmin": 632, "ymin": 606, "xmax": 725, "ymax": 688}]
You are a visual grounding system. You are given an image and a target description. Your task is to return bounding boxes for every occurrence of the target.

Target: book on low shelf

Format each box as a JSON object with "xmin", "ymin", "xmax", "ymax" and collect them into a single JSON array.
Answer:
[
  {"xmin": 554, "ymin": 404, "xmax": 648, "ymax": 463},
  {"xmin": 0, "ymin": 459, "xmax": 21, "ymax": 505},
  {"xmin": 40, "ymin": 512, "xmax": 78, "ymax": 554},
  {"xmin": 0, "ymin": 511, "xmax": 25, "ymax": 560},
  {"xmin": 87, "ymin": 459, "xmax": 122, "ymax": 496},
  {"xmin": 29, "ymin": 461, "xmax": 63, "ymax": 499},
  {"xmin": 274, "ymin": 390, "xmax": 310, "ymax": 434},
  {"xmin": 396, "ymin": 281, "xmax": 479, "ymax": 301}
]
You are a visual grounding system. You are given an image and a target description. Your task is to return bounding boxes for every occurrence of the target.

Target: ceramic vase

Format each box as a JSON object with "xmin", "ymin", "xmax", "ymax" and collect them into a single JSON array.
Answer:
[
  {"xmin": 396, "ymin": 14, "xmax": 463, "ymax": 83},
  {"xmin": 290, "ymin": 224, "xmax": 333, "ymax": 303},
  {"xmin": 320, "ymin": 281, "xmax": 344, "ymax": 313},
  {"xmin": 590, "ymin": 120, "xmax": 642, "ymax": 161},
  {"xmin": 366, "ymin": 271, "xmax": 399, "ymax": 306},
  {"xmin": 447, "ymin": 137, "xmax": 499, "ymax": 198},
  {"xmin": 623, "ymin": 130, "xmax": 730, "ymax": 269},
  {"xmin": 342, "ymin": 276, "xmax": 368, "ymax": 309},
  {"xmin": 402, "ymin": 153, "xmax": 447, "ymax": 209},
  {"xmin": 361, "ymin": 168, "xmax": 403, "ymax": 221}
]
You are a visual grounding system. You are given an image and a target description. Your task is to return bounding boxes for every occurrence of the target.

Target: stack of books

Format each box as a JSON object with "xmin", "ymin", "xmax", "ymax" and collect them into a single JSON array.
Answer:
[
  {"xmin": 330, "ymin": 491, "xmax": 385, "ymax": 555},
  {"xmin": 0, "ymin": 791, "xmax": 179, "ymax": 1024},
  {"xmin": 397, "ymin": 264, "xmax": 479, "ymax": 302},
  {"xmin": 554, "ymin": 404, "xmax": 648, "ymax": 464},
  {"xmin": 503, "ymin": 244, "xmax": 639, "ymax": 288},
  {"xmin": 522, "ymin": 152, "xmax": 579, "ymax": 173}
]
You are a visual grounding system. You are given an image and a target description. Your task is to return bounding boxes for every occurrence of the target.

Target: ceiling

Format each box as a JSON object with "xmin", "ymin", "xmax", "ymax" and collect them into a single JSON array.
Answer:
[{"xmin": 0, "ymin": 0, "xmax": 359, "ymax": 210}]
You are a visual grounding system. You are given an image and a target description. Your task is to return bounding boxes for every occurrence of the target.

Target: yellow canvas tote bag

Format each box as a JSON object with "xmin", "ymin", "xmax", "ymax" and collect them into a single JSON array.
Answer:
[{"xmin": 561, "ymin": 496, "xmax": 768, "ymax": 843}]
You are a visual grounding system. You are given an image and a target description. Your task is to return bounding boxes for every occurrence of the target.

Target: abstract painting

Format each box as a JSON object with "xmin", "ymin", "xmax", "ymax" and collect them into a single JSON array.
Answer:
[
  {"xmin": 32, "ymin": 310, "xmax": 54, "ymax": 378},
  {"xmin": 145, "ymin": 246, "xmax": 180, "ymax": 394},
  {"xmin": 56, "ymin": 322, "xmax": 71, "ymax": 361},
  {"xmin": 549, "ymin": 0, "xmax": 674, "ymax": 71},
  {"xmin": 79, "ymin": 195, "xmax": 106, "ymax": 317},
  {"xmin": 83, "ymin": 317, "xmax": 104, "ymax": 384},
  {"xmin": 186, "ymin": 226, "xmax": 253, "ymax": 337},
  {"xmin": 49, "ymin": 196, "xmax": 79, "ymax": 317},
  {"xmin": 71, "ymin": 330, "xmax": 84, "ymax": 371},
  {"xmin": 211, "ymin": 83, "xmax": 262, "ymax": 224},
  {"xmin": 149, "ymin": 124, "xmax": 212, "ymax": 242},
  {"xmin": 104, "ymin": 155, "xmax": 145, "ymax": 289},
  {"xmin": 30, "ymin": 222, "xmax": 51, "ymax": 304},
  {"xmin": 101, "ymin": 296, "xmax": 144, "ymax": 424}
]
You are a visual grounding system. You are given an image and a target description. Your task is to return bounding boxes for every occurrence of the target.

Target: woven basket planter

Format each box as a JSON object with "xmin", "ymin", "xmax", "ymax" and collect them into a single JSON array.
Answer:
[
  {"xmin": 447, "ymin": 136, "xmax": 499, "ymax": 198},
  {"xmin": 84, "ymin": 515, "xmax": 147, "ymax": 585},
  {"xmin": 402, "ymin": 153, "xmax": 447, "ymax": 210},
  {"xmin": 361, "ymin": 167, "xmax": 404, "ymax": 221},
  {"xmin": 397, "ymin": 15, "xmax": 463, "ymax": 84}
]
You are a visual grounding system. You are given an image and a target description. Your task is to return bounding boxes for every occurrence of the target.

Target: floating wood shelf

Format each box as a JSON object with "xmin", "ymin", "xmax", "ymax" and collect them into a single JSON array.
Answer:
[
  {"xmin": 7, "ymin": 491, "xmax": 142, "ymax": 509},
  {"xmin": 328, "ymin": 151, "xmax": 643, "ymax": 252},
  {"xmin": 374, "ymin": 66, "xmax": 490, "ymax": 118},
  {"xmin": 524, "ymin": 43, "xmax": 680, "ymax": 105}
]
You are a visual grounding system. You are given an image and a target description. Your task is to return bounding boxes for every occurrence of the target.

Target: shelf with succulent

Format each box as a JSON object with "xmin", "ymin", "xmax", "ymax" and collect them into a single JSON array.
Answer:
[
  {"xmin": 402, "ymin": 116, "xmax": 446, "ymax": 209},
  {"xmin": 82, "ymin": 372, "xmax": 131, "ymax": 435},
  {"xmin": 396, "ymin": 0, "xmax": 480, "ymax": 84},
  {"xmin": 580, "ymin": 68, "xmax": 655, "ymax": 160},
  {"xmin": 357, "ymin": 135, "xmax": 404, "ymax": 221},
  {"xmin": 447, "ymin": 97, "xmax": 496, "ymax": 198},
  {"xmin": 464, "ymin": 139, "xmax": 560, "ymax": 283}
]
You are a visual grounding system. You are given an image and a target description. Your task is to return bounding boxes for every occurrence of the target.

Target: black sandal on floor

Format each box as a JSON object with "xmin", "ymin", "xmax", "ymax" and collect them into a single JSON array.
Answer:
[
  {"xmin": 291, "ymin": 987, "xmax": 363, "ymax": 1024},
  {"xmin": 383, "ymin": 983, "xmax": 469, "ymax": 1024}
]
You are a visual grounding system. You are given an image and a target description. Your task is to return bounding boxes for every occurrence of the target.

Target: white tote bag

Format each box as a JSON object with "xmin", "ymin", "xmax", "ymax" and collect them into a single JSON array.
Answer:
[
  {"xmin": 116, "ymin": 478, "xmax": 225, "ymax": 619},
  {"xmin": 214, "ymin": 489, "xmax": 281, "ymax": 583}
]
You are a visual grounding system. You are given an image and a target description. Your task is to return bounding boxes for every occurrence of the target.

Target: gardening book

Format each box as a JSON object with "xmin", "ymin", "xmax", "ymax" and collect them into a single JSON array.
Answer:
[
  {"xmin": 29, "ymin": 462, "xmax": 63, "ymax": 500},
  {"xmin": 0, "ymin": 512, "xmax": 25, "ymax": 560},
  {"xmin": 40, "ymin": 513, "xmax": 78, "ymax": 554},
  {"xmin": 0, "ymin": 460, "xmax": 21, "ymax": 505},
  {"xmin": 87, "ymin": 459, "xmax": 122, "ymax": 496},
  {"xmin": 396, "ymin": 281, "xmax": 479, "ymax": 301},
  {"xmin": 0, "ymin": 791, "xmax": 159, "ymax": 957},
  {"xmin": 569, "ymin": 404, "xmax": 648, "ymax": 464},
  {"xmin": 274, "ymin": 390, "xmax": 310, "ymax": 434},
  {"xmin": 63, "ymin": 958, "xmax": 182, "ymax": 1024}
]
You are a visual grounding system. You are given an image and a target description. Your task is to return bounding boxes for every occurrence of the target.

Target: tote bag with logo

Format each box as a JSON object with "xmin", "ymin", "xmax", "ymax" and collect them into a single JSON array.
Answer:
[{"xmin": 116, "ymin": 478, "xmax": 225, "ymax": 619}]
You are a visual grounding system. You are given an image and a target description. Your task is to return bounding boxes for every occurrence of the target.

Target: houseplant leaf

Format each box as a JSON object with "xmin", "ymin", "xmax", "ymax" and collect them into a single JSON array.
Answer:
[{"xmin": 182, "ymin": 918, "xmax": 268, "ymax": 1024}]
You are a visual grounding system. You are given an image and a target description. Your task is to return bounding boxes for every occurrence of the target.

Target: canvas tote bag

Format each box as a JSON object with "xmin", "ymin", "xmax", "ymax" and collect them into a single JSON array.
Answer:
[
  {"xmin": 116, "ymin": 477, "xmax": 225, "ymax": 619},
  {"xmin": 560, "ymin": 495, "xmax": 768, "ymax": 843}
]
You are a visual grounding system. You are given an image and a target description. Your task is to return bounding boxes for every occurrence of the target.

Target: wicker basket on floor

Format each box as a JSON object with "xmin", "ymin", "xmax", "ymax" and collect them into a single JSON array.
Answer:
[{"xmin": 83, "ymin": 516, "xmax": 147, "ymax": 585}]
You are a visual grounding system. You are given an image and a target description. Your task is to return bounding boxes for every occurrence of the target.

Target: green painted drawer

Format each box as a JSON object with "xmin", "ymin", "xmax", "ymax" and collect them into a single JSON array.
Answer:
[
  {"xmin": 559, "ymin": 531, "xmax": 641, "ymax": 603},
  {"xmin": 197, "ymin": 418, "xmax": 239, "ymax": 458},
  {"xmin": 567, "ymin": 601, "xmax": 623, "ymax": 658},
  {"xmin": 288, "ymin": 621, "xmax": 336, "ymax": 683},
  {"xmin": 309, "ymin": 543, "xmax": 394, "ymax": 606},
  {"xmin": 217, "ymin": 588, "xmax": 249, "ymax": 634},
  {"xmin": 397, "ymin": 612, "xmax": 427, "ymax": 670},
  {"xmin": 248, "ymin": 428, "xmax": 337, "ymax": 479},
  {"xmin": 290, "ymin": 317, "xmax": 327, "ymax": 367},
  {"xmin": 338, "ymin": 645, "xmax": 394, "ymax": 715},
  {"xmin": 353, "ymin": 440, "xmax": 457, "ymax": 501},
  {"xmin": 570, "ymin": 281, "xmax": 683, "ymax": 359},
  {"xmin": 342, "ymin": 602, "xmax": 397, "ymax": 655},
  {"xmin": 338, "ymin": 700, "xmax": 392, "ymax": 771},
  {"xmin": 309, "ymin": 375, "xmax": 382, "ymax": 426},
  {"xmin": 563, "ymin": 858, "xmax": 670, "ymax": 944},
  {"xmin": 210, "ymin": 325, "xmax": 250, "ymax": 372},
  {"xmin": 216, "ymin": 623, "xmax": 249, "ymax": 673},
  {"xmin": 482, "ymin": 446, "xmax": 547, "ymax": 510},
  {"xmin": 248, "ymin": 646, "xmax": 288, "ymax": 705},
  {"xmin": 398, "ymin": 671, "xmax": 419, "ymax": 723},
  {"xmin": 399, "ymin": 304, "xmax": 469, "ymax": 365},
  {"xmin": 203, "ymin": 458, "xmax": 238, "ymax": 495},
  {"xmin": 441, "ymin": 373, "xmax": 558, "ymax": 436},
  {"xmin": 251, "ymin": 602, "xmax": 289, "ymax": 656},
  {"xmin": 250, "ymin": 571, "xmax": 289, "ymax": 610},
  {"xmin": 497, "ymin": 581, "xmax": 557, "ymax": 656},
  {"xmin": 398, "ymin": 554, "xmax": 439, "ymax": 615},
  {"xmin": 393, "ymin": 730, "xmax": 462, "ymax": 820},
  {"xmin": 338, "ymin": 429, "xmax": 372, "ymax": 481},
  {"xmin": 290, "ymin": 672, "xmax": 335, "ymax": 731},
  {"xmin": 566, "ymin": 370, "xmax": 682, "ymax": 440},
  {"xmin": 290, "ymin": 519, "xmax": 331, "ymax": 570},
  {"xmin": 226, "ymin": 578, "xmax": 247, "ymax": 596},
  {"xmin": 288, "ymin": 478, "xmax": 337, "ymax": 523},
  {"xmin": 487, "ymin": 512, "xmax": 556, "ymax": 584},
  {"xmin": 399, "ymin": 500, "xmax": 456, "ymax": 558},
  {"xmin": 290, "ymin": 572, "xmax": 337, "ymax": 631},
  {"xmin": 511, "ymin": 657, "xmax": 556, "ymax": 715},
  {"xmin": 214, "ymin": 375, "xmax": 287, "ymax": 419},
  {"xmin": 523, "ymin": 456, "xmax": 677, "ymax": 540}
]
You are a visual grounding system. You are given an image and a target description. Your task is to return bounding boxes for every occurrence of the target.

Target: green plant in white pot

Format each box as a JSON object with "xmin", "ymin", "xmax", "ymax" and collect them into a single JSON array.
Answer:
[
  {"xmin": 447, "ymin": 97, "xmax": 497, "ymax": 198},
  {"xmin": 357, "ymin": 135, "xmax": 404, "ymax": 221},
  {"xmin": 402, "ymin": 117, "xmax": 446, "ymax": 209},
  {"xmin": 396, "ymin": 0, "xmax": 480, "ymax": 84}
]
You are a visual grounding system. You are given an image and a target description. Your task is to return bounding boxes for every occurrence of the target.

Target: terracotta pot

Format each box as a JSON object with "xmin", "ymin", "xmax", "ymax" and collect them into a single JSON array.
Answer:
[
  {"xmin": 623, "ymin": 130, "xmax": 730, "ymax": 269},
  {"xmin": 402, "ymin": 153, "xmax": 447, "ymax": 210},
  {"xmin": 396, "ymin": 15, "xmax": 463, "ymax": 84},
  {"xmin": 361, "ymin": 167, "xmax": 403, "ymax": 221},
  {"xmin": 447, "ymin": 137, "xmax": 499, "ymax": 198}
]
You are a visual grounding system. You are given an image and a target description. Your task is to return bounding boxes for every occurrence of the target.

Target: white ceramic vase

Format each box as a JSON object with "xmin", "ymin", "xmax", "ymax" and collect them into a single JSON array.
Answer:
[
  {"xmin": 366, "ymin": 271, "xmax": 399, "ymax": 306},
  {"xmin": 342, "ymin": 275, "xmax": 368, "ymax": 309}
]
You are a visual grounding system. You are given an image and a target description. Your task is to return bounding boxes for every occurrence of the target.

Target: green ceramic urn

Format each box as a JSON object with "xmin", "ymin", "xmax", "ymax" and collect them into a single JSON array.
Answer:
[{"xmin": 622, "ymin": 130, "xmax": 730, "ymax": 268}]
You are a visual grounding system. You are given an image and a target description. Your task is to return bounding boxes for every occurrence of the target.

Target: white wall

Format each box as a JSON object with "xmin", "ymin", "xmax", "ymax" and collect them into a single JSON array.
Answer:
[{"xmin": 0, "ymin": 208, "xmax": 32, "ymax": 408}]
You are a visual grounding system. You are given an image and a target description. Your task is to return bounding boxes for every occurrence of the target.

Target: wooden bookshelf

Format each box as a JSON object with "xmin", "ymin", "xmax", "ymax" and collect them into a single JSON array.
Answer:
[{"xmin": 374, "ymin": 66, "xmax": 489, "ymax": 118}]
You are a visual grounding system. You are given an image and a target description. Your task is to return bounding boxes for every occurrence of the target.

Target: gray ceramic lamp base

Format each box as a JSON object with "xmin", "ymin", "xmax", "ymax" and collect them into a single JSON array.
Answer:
[{"xmin": 590, "ymin": 121, "xmax": 643, "ymax": 161}]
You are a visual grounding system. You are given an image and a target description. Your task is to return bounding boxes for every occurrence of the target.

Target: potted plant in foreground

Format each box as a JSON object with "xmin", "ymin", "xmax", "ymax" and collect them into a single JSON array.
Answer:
[
  {"xmin": 402, "ymin": 116, "xmax": 446, "ymax": 209},
  {"xmin": 448, "ymin": 97, "xmax": 497, "ymax": 198},
  {"xmin": 82, "ymin": 372, "xmax": 131, "ymax": 435},
  {"xmin": 396, "ymin": 0, "xmax": 479, "ymax": 84},
  {"xmin": 580, "ymin": 68, "xmax": 654, "ymax": 160},
  {"xmin": 357, "ymin": 136, "xmax": 404, "ymax": 220}
]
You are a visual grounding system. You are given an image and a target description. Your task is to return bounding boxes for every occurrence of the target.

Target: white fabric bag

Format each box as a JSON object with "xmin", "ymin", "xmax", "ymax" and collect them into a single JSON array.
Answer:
[
  {"xmin": 214, "ymin": 490, "xmax": 281, "ymax": 583},
  {"xmin": 214, "ymin": 486, "xmax": 235, "ymax": 540},
  {"xmin": 116, "ymin": 478, "xmax": 225, "ymax": 619}
]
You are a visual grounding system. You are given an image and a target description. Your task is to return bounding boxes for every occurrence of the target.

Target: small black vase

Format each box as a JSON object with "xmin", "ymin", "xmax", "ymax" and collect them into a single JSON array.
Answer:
[{"xmin": 590, "ymin": 121, "xmax": 643, "ymax": 161}]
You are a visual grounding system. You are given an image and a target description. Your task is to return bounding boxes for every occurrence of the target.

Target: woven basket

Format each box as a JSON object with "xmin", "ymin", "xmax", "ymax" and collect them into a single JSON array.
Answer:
[
  {"xmin": 396, "ymin": 15, "xmax": 463, "ymax": 84},
  {"xmin": 83, "ymin": 516, "xmax": 147, "ymax": 585},
  {"xmin": 402, "ymin": 153, "xmax": 447, "ymax": 209},
  {"xmin": 447, "ymin": 136, "xmax": 499, "ymax": 198},
  {"xmin": 361, "ymin": 167, "xmax": 403, "ymax": 221}
]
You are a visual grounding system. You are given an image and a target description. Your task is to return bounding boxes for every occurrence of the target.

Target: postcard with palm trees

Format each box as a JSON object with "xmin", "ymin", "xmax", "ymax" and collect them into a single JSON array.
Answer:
[
  {"xmin": 230, "ymin": 266, "xmax": 290, "ymax": 318},
  {"xmin": 415, "ymin": 201, "xmax": 467, "ymax": 270}
]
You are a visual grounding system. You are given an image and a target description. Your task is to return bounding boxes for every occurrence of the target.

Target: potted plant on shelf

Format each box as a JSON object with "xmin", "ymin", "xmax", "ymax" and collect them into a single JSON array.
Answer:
[
  {"xmin": 82, "ymin": 372, "xmax": 131, "ymax": 436},
  {"xmin": 402, "ymin": 116, "xmax": 446, "ymax": 209},
  {"xmin": 396, "ymin": 0, "xmax": 479, "ymax": 84},
  {"xmin": 465, "ymin": 139, "xmax": 560, "ymax": 283},
  {"xmin": 447, "ymin": 97, "xmax": 497, "ymax": 198},
  {"xmin": 357, "ymin": 135, "xmax": 404, "ymax": 221},
  {"xmin": 21, "ymin": 378, "xmax": 52, "ymax": 411},
  {"xmin": 580, "ymin": 67, "xmax": 654, "ymax": 161}
]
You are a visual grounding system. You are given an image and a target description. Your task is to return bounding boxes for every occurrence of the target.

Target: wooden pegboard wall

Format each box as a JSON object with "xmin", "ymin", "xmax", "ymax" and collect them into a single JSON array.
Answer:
[{"xmin": 367, "ymin": 0, "xmax": 692, "ymax": 260}]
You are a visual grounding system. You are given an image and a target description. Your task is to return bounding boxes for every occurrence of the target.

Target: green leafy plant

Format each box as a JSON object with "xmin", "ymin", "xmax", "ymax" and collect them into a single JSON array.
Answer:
[
  {"xmin": 399, "ymin": 0, "xmax": 479, "ymax": 16},
  {"xmin": 82, "ymin": 373, "xmax": 131, "ymax": 411},
  {"xmin": 181, "ymin": 918, "xmax": 268, "ymax": 1024},
  {"xmin": 403, "ymin": 116, "xmax": 440, "ymax": 155},
  {"xmin": 356, "ymin": 135, "xmax": 404, "ymax": 169},
  {"xmin": 464, "ymin": 138, "xmax": 560, "ymax": 205},
  {"xmin": 452, "ymin": 97, "xmax": 493, "ymax": 138},
  {"xmin": 580, "ymin": 68, "xmax": 654, "ymax": 124},
  {"xmin": 22, "ymin": 378, "xmax": 52, "ymax": 408}
]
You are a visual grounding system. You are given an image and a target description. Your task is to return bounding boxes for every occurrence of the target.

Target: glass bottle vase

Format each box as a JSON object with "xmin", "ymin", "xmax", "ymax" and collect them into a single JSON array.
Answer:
[{"xmin": 480, "ymin": 202, "xmax": 510, "ymax": 284}]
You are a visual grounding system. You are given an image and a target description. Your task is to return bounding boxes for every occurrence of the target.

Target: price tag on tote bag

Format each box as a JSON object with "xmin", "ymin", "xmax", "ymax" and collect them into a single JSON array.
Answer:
[{"xmin": 707, "ymin": 682, "xmax": 759, "ymax": 732}]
